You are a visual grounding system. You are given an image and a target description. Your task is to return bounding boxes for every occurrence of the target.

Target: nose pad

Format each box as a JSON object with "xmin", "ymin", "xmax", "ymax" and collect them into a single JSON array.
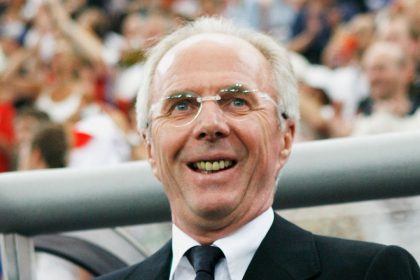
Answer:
[{"xmin": 193, "ymin": 101, "xmax": 230, "ymax": 140}]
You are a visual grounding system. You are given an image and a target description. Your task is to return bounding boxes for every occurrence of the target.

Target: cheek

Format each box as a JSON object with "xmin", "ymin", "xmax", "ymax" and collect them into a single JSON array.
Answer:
[
  {"xmin": 255, "ymin": 113, "xmax": 282, "ymax": 150},
  {"xmin": 235, "ymin": 114, "xmax": 282, "ymax": 200},
  {"xmin": 233, "ymin": 112, "xmax": 282, "ymax": 172},
  {"xmin": 149, "ymin": 122, "xmax": 189, "ymax": 173},
  {"xmin": 252, "ymin": 113, "xmax": 283, "ymax": 170}
]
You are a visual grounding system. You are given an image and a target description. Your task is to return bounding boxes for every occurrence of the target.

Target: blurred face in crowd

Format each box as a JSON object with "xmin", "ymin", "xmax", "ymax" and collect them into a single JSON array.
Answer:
[
  {"xmin": 123, "ymin": 13, "xmax": 169, "ymax": 49},
  {"xmin": 35, "ymin": 4, "xmax": 54, "ymax": 33},
  {"xmin": 49, "ymin": 39, "xmax": 79, "ymax": 79},
  {"xmin": 122, "ymin": 14, "xmax": 145, "ymax": 49},
  {"xmin": 199, "ymin": 0, "xmax": 226, "ymax": 16},
  {"xmin": 145, "ymin": 33, "xmax": 294, "ymax": 239},
  {"xmin": 363, "ymin": 45, "xmax": 405, "ymax": 100},
  {"xmin": 378, "ymin": 17, "xmax": 416, "ymax": 58},
  {"xmin": 139, "ymin": 14, "xmax": 170, "ymax": 48},
  {"xmin": 14, "ymin": 116, "xmax": 42, "ymax": 146}
]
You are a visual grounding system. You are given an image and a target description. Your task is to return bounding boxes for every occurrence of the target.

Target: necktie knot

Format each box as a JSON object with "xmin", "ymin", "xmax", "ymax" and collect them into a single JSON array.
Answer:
[{"xmin": 186, "ymin": 245, "xmax": 224, "ymax": 280}]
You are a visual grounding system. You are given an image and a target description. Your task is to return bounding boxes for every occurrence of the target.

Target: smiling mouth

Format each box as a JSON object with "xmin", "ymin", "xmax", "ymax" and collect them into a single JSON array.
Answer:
[{"xmin": 188, "ymin": 160, "xmax": 236, "ymax": 173}]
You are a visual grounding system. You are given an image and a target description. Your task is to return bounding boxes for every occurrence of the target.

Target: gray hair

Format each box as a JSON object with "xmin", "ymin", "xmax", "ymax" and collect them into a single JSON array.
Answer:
[{"xmin": 136, "ymin": 17, "xmax": 299, "ymax": 133}]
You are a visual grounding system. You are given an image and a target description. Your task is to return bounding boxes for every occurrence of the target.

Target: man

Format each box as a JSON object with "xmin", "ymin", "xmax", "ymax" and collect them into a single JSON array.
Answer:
[
  {"xmin": 13, "ymin": 107, "xmax": 51, "ymax": 170},
  {"xmin": 97, "ymin": 17, "xmax": 420, "ymax": 280},
  {"xmin": 354, "ymin": 41, "xmax": 420, "ymax": 135},
  {"xmin": 27, "ymin": 123, "xmax": 68, "ymax": 169}
]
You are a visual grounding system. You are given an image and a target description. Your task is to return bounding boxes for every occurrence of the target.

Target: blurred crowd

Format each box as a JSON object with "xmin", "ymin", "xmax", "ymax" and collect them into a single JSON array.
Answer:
[{"xmin": 0, "ymin": 0, "xmax": 419, "ymax": 173}]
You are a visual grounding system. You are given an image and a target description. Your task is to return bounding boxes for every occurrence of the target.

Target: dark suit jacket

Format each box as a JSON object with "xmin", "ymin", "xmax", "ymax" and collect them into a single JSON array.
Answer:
[{"xmin": 96, "ymin": 214, "xmax": 420, "ymax": 280}]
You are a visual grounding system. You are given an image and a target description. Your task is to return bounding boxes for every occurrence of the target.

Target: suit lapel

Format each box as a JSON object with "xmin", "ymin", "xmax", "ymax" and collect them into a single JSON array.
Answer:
[
  {"xmin": 243, "ymin": 214, "xmax": 321, "ymax": 280},
  {"xmin": 128, "ymin": 240, "xmax": 172, "ymax": 280}
]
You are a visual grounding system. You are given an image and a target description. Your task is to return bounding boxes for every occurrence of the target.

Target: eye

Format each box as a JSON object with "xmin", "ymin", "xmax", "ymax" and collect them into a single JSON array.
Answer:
[
  {"xmin": 163, "ymin": 92, "xmax": 198, "ymax": 115},
  {"xmin": 219, "ymin": 93, "xmax": 254, "ymax": 113},
  {"xmin": 231, "ymin": 98, "xmax": 247, "ymax": 107},
  {"xmin": 173, "ymin": 100, "xmax": 192, "ymax": 111}
]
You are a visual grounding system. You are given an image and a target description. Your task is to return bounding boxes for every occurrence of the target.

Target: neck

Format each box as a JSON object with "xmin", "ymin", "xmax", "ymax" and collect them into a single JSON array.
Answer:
[
  {"xmin": 377, "ymin": 90, "xmax": 410, "ymax": 116},
  {"xmin": 173, "ymin": 204, "xmax": 272, "ymax": 245}
]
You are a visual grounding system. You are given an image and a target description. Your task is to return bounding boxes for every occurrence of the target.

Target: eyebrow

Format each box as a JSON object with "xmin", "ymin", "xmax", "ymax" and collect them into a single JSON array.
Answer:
[
  {"xmin": 164, "ymin": 90, "xmax": 197, "ymax": 99},
  {"xmin": 164, "ymin": 83, "xmax": 255, "ymax": 97},
  {"xmin": 219, "ymin": 83, "xmax": 254, "ymax": 92}
]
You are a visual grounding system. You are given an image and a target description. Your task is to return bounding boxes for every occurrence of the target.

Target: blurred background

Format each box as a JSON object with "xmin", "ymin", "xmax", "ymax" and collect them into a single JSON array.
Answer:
[{"xmin": 0, "ymin": 0, "xmax": 419, "ymax": 279}]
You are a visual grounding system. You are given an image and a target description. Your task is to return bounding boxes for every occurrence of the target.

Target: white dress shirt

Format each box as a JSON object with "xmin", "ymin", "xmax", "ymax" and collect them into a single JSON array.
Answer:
[{"xmin": 170, "ymin": 208, "xmax": 274, "ymax": 280}]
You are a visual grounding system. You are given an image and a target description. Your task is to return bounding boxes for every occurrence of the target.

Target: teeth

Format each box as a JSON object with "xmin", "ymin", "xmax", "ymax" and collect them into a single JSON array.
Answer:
[
  {"xmin": 205, "ymin": 162, "xmax": 212, "ymax": 171},
  {"xmin": 194, "ymin": 160, "xmax": 233, "ymax": 172}
]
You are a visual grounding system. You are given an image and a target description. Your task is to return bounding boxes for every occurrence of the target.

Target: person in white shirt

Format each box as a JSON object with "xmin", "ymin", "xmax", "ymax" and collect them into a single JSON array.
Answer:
[
  {"xmin": 96, "ymin": 17, "xmax": 419, "ymax": 280},
  {"xmin": 353, "ymin": 41, "xmax": 419, "ymax": 136}
]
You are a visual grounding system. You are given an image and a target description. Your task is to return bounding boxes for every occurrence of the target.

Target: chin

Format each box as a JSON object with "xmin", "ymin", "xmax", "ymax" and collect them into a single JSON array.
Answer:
[{"xmin": 194, "ymin": 201, "xmax": 237, "ymax": 221}]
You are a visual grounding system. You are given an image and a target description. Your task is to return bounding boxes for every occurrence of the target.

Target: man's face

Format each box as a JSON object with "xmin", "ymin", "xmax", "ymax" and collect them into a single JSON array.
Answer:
[
  {"xmin": 146, "ymin": 34, "xmax": 294, "ymax": 234},
  {"xmin": 364, "ymin": 52, "xmax": 403, "ymax": 100}
]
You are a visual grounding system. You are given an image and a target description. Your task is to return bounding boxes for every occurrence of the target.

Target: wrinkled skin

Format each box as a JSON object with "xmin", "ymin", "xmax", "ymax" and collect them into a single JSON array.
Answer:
[{"xmin": 145, "ymin": 33, "xmax": 295, "ymax": 244}]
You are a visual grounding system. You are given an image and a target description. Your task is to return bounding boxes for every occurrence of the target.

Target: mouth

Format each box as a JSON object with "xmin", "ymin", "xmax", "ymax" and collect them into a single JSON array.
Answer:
[{"xmin": 188, "ymin": 159, "xmax": 237, "ymax": 173}]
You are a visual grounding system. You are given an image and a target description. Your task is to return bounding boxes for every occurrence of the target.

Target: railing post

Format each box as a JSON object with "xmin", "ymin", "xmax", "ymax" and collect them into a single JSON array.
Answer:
[{"xmin": 0, "ymin": 234, "xmax": 35, "ymax": 280}]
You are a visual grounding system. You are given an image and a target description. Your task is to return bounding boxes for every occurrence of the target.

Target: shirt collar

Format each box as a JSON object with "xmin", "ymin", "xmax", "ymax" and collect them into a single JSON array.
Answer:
[
  {"xmin": 170, "ymin": 208, "xmax": 274, "ymax": 280},
  {"xmin": 170, "ymin": 222, "xmax": 200, "ymax": 279}
]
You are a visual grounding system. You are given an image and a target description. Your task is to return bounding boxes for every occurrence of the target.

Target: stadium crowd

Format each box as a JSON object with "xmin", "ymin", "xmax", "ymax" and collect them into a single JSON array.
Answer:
[{"xmin": 0, "ymin": 0, "xmax": 419, "ymax": 172}]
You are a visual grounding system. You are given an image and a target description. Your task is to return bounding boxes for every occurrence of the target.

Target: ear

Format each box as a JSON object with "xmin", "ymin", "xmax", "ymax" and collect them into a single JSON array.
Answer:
[
  {"xmin": 29, "ymin": 148, "xmax": 45, "ymax": 169},
  {"xmin": 143, "ymin": 132, "xmax": 161, "ymax": 181},
  {"xmin": 277, "ymin": 121, "xmax": 296, "ymax": 169}
]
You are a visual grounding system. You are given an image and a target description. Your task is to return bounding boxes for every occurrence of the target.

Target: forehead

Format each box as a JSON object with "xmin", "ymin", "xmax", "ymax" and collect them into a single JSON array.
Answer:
[
  {"xmin": 364, "ymin": 46, "xmax": 401, "ymax": 68},
  {"xmin": 152, "ymin": 33, "xmax": 272, "ymax": 98}
]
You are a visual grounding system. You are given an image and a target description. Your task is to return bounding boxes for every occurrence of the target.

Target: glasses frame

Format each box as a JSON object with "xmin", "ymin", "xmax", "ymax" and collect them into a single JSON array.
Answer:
[{"xmin": 147, "ymin": 84, "xmax": 289, "ymax": 128}]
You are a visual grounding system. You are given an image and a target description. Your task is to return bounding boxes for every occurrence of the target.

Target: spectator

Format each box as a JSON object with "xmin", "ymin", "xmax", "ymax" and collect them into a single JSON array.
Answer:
[
  {"xmin": 289, "ymin": 0, "xmax": 342, "ymax": 64},
  {"xmin": 376, "ymin": 14, "xmax": 420, "ymax": 111},
  {"xmin": 0, "ymin": 31, "xmax": 43, "ymax": 107},
  {"xmin": 323, "ymin": 13, "xmax": 375, "ymax": 69},
  {"xmin": 353, "ymin": 41, "xmax": 419, "ymax": 135},
  {"xmin": 27, "ymin": 123, "xmax": 68, "ymax": 169},
  {"xmin": 13, "ymin": 107, "xmax": 50, "ymax": 171},
  {"xmin": 296, "ymin": 63, "xmax": 336, "ymax": 140},
  {"xmin": 18, "ymin": 118, "xmax": 91, "ymax": 280},
  {"xmin": 320, "ymin": 14, "xmax": 373, "ymax": 136},
  {"xmin": 113, "ymin": 11, "xmax": 174, "ymax": 108},
  {"xmin": 406, "ymin": 0, "xmax": 420, "ymax": 92},
  {"xmin": 0, "ymin": 0, "xmax": 26, "ymax": 47},
  {"xmin": 227, "ymin": 0, "xmax": 297, "ymax": 43},
  {"xmin": 198, "ymin": 0, "xmax": 227, "ymax": 17},
  {"xmin": 34, "ymin": 41, "xmax": 88, "ymax": 123}
]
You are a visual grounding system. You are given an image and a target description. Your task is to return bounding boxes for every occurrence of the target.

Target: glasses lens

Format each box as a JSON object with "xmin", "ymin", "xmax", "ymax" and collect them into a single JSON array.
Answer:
[
  {"xmin": 218, "ymin": 84, "xmax": 264, "ymax": 121},
  {"xmin": 159, "ymin": 92, "xmax": 200, "ymax": 126}
]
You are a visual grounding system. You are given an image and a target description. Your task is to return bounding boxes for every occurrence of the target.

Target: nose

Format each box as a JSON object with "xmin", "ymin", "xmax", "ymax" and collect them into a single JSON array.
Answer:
[{"xmin": 192, "ymin": 101, "xmax": 230, "ymax": 141}]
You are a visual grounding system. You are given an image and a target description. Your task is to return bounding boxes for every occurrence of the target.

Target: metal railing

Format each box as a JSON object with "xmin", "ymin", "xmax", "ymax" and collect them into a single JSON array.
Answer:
[{"xmin": 1, "ymin": 131, "xmax": 420, "ymax": 235}]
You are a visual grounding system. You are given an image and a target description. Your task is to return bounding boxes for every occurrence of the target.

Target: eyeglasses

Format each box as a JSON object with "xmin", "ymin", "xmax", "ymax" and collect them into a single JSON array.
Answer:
[{"xmin": 148, "ymin": 83, "xmax": 288, "ymax": 128}]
